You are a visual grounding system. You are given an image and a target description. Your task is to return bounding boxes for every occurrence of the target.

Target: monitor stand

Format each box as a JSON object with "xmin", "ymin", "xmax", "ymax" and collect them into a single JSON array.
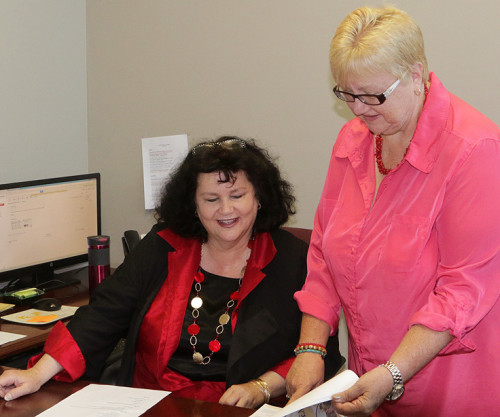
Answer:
[
  {"xmin": 0, "ymin": 264, "xmax": 86, "ymax": 295},
  {"xmin": 36, "ymin": 263, "xmax": 88, "ymax": 291},
  {"xmin": 35, "ymin": 275, "xmax": 82, "ymax": 291}
]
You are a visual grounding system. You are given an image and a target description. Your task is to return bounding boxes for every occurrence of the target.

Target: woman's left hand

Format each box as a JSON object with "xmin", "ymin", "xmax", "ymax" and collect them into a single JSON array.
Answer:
[
  {"xmin": 328, "ymin": 366, "xmax": 393, "ymax": 417},
  {"xmin": 219, "ymin": 381, "xmax": 267, "ymax": 408}
]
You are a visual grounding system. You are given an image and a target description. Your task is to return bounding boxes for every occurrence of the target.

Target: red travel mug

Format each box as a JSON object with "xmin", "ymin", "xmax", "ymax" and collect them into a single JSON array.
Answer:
[{"xmin": 87, "ymin": 235, "xmax": 110, "ymax": 295}]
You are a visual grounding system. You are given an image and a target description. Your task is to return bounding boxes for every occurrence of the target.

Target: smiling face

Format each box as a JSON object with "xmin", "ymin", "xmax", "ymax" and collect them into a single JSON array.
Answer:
[
  {"xmin": 195, "ymin": 171, "xmax": 259, "ymax": 248},
  {"xmin": 343, "ymin": 70, "xmax": 423, "ymax": 138}
]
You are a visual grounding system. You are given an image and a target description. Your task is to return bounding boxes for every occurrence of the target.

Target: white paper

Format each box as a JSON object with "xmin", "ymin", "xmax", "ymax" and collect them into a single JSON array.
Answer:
[
  {"xmin": 251, "ymin": 404, "xmax": 283, "ymax": 416},
  {"xmin": 36, "ymin": 384, "xmax": 170, "ymax": 417},
  {"xmin": 0, "ymin": 330, "xmax": 26, "ymax": 346},
  {"xmin": 142, "ymin": 134, "xmax": 188, "ymax": 209},
  {"xmin": 252, "ymin": 370, "xmax": 359, "ymax": 417}
]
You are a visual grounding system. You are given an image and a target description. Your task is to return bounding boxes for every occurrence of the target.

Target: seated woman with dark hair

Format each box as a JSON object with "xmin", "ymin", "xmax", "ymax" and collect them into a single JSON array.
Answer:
[{"xmin": 0, "ymin": 136, "xmax": 342, "ymax": 408}]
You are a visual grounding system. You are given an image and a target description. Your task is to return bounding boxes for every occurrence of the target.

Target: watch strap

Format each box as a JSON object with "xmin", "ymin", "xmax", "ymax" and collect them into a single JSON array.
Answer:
[{"xmin": 379, "ymin": 360, "xmax": 404, "ymax": 401}]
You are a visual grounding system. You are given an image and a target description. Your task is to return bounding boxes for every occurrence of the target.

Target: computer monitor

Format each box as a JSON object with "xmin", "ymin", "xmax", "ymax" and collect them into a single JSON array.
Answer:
[{"xmin": 0, "ymin": 173, "xmax": 101, "ymax": 293}]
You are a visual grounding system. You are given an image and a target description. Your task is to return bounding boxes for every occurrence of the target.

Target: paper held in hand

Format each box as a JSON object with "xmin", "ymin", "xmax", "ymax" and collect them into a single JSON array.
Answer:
[{"xmin": 252, "ymin": 370, "xmax": 359, "ymax": 417}]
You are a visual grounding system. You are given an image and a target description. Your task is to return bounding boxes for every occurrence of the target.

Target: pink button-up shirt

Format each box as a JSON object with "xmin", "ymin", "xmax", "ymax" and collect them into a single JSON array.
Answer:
[{"xmin": 295, "ymin": 73, "xmax": 500, "ymax": 416}]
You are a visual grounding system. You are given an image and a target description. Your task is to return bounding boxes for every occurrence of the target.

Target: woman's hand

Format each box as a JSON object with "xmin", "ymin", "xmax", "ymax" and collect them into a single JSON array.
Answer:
[
  {"xmin": 329, "ymin": 325, "xmax": 454, "ymax": 416},
  {"xmin": 0, "ymin": 368, "xmax": 46, "ymax": 401},
  {"xmin": 219, "ymin": 380, "xmax": 268, "ymax": 408},
  {"xmin": 328, "ymin": 366, "xmax": 392, "ymax": 417},
  {"xmin": 219, "ymin": 371, "xmax": 285, "ymax": 409},
  {"xmin": 286, "ymin": 313, "xmax": 331, "ymax": 403},
  {"xmin": 285, "ymin": 352, "xmax": 325, "ymax": 403},
  {"xmin": 0, "ymin": 354, "xmax": 63, "ymax": 401}
]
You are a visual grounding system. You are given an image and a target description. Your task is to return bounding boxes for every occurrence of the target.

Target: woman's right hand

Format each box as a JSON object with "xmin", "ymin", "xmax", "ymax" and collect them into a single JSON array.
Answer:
[
  {"xmin": 0, "ymin": 368, "xmax": 46, "ymax": 401},
  {"xmin": 0, "ymin": 354, "xmax": 63, "ymax": 401},
  {"xmin": 285, "ymin": 352, "xmax": 325, "ymax": 403}
]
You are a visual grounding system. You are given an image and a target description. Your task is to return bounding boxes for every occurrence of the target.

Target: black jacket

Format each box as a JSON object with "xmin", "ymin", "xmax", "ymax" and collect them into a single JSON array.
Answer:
[{"xmin": 67, "ymin": 224, "xmax": 342, "ymax": 387}]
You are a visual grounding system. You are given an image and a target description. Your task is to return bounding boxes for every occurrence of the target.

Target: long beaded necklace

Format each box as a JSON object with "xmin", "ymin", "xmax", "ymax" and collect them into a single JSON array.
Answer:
[
  {"xmin": 187, "ymin": 245, "xmax": 248, "ymax": 365},
  {"xmin": 375, "ymin": 82, "xmax": 429, "ymax": 175}
]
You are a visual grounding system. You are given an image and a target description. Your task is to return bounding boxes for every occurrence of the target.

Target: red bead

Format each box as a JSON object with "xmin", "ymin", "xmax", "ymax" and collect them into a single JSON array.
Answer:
[
  {"xmin": 209, "ymin": 340, "xmax": 221, "ymax": 352},
  {"xmin": 194, "ymin": 271, "xmax": 205, "ymax": 283},
  {"xmin": 230, "ymin": 290, "xmax": 240, "ymax": 301},
  {"xmin": 188, "ymin": 323, "xmax": 200, "ymax": 335}
]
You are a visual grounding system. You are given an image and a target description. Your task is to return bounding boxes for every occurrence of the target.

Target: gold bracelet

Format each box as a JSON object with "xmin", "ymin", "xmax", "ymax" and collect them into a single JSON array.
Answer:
[{"xmin": 252, "ymin": 378, "xmax": 271, "ymax": 403}]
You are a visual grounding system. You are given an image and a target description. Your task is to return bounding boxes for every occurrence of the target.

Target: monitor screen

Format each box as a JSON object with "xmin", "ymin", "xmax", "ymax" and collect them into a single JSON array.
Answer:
[{"xmin": 0, "ymin": 173, "xmax": 101, "ymax": 291}]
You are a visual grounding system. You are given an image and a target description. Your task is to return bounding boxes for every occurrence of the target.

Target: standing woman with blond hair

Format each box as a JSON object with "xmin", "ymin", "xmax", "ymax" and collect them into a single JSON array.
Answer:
[{"xmin": 287, "ymin": 6, "xmax": 500, "ymax": 416}]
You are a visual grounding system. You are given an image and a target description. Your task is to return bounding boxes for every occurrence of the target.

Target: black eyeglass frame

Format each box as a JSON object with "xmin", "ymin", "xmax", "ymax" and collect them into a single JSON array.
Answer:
[{"xmin": 332, "ymin": 79, "xmax": 401, "ymax": 106}]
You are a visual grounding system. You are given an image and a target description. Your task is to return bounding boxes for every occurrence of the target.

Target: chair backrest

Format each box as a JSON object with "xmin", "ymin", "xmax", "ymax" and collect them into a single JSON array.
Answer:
[
  {"xmin": 282, "ymin": 226, "xmax": 312, "ymax": 245},
  {"xmin": 122, "ymin": 230, "xmax": 141, "ymax": 256}
]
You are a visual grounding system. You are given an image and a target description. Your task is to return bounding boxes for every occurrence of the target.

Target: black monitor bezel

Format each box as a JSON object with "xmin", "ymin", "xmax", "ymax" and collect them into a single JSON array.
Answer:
[{"xmin": 0, "ymin": 173, "xmax": 101, "ymax": 285}]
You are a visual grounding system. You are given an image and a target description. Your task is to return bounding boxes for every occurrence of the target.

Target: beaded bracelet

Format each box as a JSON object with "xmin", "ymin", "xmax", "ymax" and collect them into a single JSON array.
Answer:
[
  {"xmin": 252, "ymin": 378, "xmax": 271, "ymax": 403},
  {"xmin": 294, "ymin": 343, "xmax": 327, "ymax": 359}
]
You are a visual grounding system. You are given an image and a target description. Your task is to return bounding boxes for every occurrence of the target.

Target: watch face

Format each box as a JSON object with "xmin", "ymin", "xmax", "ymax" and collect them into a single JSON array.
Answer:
[{"xmin": 388, "ymin": 384, "xmax": 405, "ymax": 401}]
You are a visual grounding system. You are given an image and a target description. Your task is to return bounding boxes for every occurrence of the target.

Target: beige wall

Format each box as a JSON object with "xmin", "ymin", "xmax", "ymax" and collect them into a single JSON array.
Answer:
[
  {"xmin": 86, "ymin": 1, "xmax": 500, "ymax": 268},
  {"xmin": 0, "ymin": 0, "xmax": 87, "ymax": 183},
  {"xmin": 2, "ymin": 2, "xmax": 497, "ymax": 264}
]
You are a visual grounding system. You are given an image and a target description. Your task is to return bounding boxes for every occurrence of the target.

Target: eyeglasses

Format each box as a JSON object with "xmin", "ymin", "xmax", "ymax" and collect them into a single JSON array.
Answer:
[
  {"xmin": 333, "ymin": 79, "xmax": 400, "ymax": 105},
  {"xmin": 191, "ymin": 138, "xmax": 247, "ymax": 155}
]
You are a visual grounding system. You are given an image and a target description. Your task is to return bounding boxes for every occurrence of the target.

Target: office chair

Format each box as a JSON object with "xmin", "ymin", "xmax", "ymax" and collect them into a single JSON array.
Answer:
[
  {"xmin": 282, "ymin": 226, "xmax": 312, "ymax": 244},
  {"xmin": 122, "ymin": 230, "xmax": 141, "ymax": 256}
]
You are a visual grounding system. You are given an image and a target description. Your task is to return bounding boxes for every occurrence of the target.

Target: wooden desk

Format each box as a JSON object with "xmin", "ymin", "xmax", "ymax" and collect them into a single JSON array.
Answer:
[
  {"xmin": 0, "ymin": 277, "xmax": 89, "ymax": 361},
  {"xmin": 0, "ymin": 378, "xmax": 255, "ymax": 417}
]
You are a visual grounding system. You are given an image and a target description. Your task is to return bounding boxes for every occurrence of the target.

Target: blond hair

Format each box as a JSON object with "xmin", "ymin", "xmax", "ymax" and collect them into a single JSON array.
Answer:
[{"xmin": 330, "ymin": 6, "xmax": 428, "ymax": 87}]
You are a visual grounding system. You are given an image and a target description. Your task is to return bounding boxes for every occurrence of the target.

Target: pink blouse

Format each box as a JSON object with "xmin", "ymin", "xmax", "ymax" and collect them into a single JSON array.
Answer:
[{"xmin": 295, "ymin": 73, "xmax": 500, "ymax": 416}]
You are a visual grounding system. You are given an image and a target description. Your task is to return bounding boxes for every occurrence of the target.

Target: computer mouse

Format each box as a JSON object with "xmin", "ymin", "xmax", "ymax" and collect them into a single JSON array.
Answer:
[{"xmin": 32, "ymin": 297, "xmax": 62, "ymax": 311}]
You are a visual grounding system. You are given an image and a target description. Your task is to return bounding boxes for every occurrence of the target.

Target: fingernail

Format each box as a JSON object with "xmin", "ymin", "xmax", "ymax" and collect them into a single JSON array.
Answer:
[
  {"xmin": 332, "ymin": 395, "xmax": 342, "ymax": 402},
  {"xmin": 4, "ymin": 394, "xmax": 11, "ymax": 401}
]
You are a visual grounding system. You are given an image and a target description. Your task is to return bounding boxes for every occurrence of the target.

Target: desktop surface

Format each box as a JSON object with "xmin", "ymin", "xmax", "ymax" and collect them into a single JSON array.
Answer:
[
  {"xmin": 0, "ymin": 271, "xmax": 89, "ymax": 362},
  {"xmin": 0, "ymin": 377, "xmax": 255, "ymax": 417}
]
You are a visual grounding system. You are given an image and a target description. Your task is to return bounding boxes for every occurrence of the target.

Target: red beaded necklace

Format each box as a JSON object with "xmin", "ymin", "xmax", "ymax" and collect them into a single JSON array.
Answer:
[
  {"xmin": 375, "ymin": 82, "xmax": 429, "ymax": 175},
  {"xmin": 375, "ymin": 135, "xmax": 399, "ymax": 176},
  {"xmin": 187, "ymin": 245, "xmax": 248, "ymax": 365}
]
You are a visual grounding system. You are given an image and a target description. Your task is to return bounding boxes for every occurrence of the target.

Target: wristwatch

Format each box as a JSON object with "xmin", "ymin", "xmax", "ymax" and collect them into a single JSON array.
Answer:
[{"xmin": 379, "ymin": 360, "xmax": 405, "ymax": 401}]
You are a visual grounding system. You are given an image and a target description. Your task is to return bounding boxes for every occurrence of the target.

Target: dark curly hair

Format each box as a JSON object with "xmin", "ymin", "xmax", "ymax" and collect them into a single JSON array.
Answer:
[{"xmin": 156, "ymin": 136, "xmax": 295, "ymax": 240}]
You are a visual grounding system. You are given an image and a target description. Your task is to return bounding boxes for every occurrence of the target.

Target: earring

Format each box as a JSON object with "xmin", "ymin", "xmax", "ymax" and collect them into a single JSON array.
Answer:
[
  {"xmin": 415, "ymin": 88, "xmax": 422, "ymax": 96},
  {"xmin": 258, "ymin": 203, "xmax": 262, "ymax": 210}
]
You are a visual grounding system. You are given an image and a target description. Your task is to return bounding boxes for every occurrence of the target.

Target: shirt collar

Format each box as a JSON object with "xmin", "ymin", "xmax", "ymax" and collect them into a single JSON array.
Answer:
[
  {"xmin": 157, "ymin": 228, "xmax": 276, "ymax": 308},
  {"xmin": 157, "ymin": 227, "xmax": 276, "ymax": 271}
]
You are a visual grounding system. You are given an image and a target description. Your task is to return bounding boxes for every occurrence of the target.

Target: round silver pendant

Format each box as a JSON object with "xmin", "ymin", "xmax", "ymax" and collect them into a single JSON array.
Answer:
[
  {"xmin": 191, "ymin": 296, "xmax": 203, "ymax": 309},
  {"xmin": 219, "ymin": 313, "xmax": 230, "ymax": 325},
  {"xmin": 193, "ymin": 352, "xmax": 204, "ymax": 364}
]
